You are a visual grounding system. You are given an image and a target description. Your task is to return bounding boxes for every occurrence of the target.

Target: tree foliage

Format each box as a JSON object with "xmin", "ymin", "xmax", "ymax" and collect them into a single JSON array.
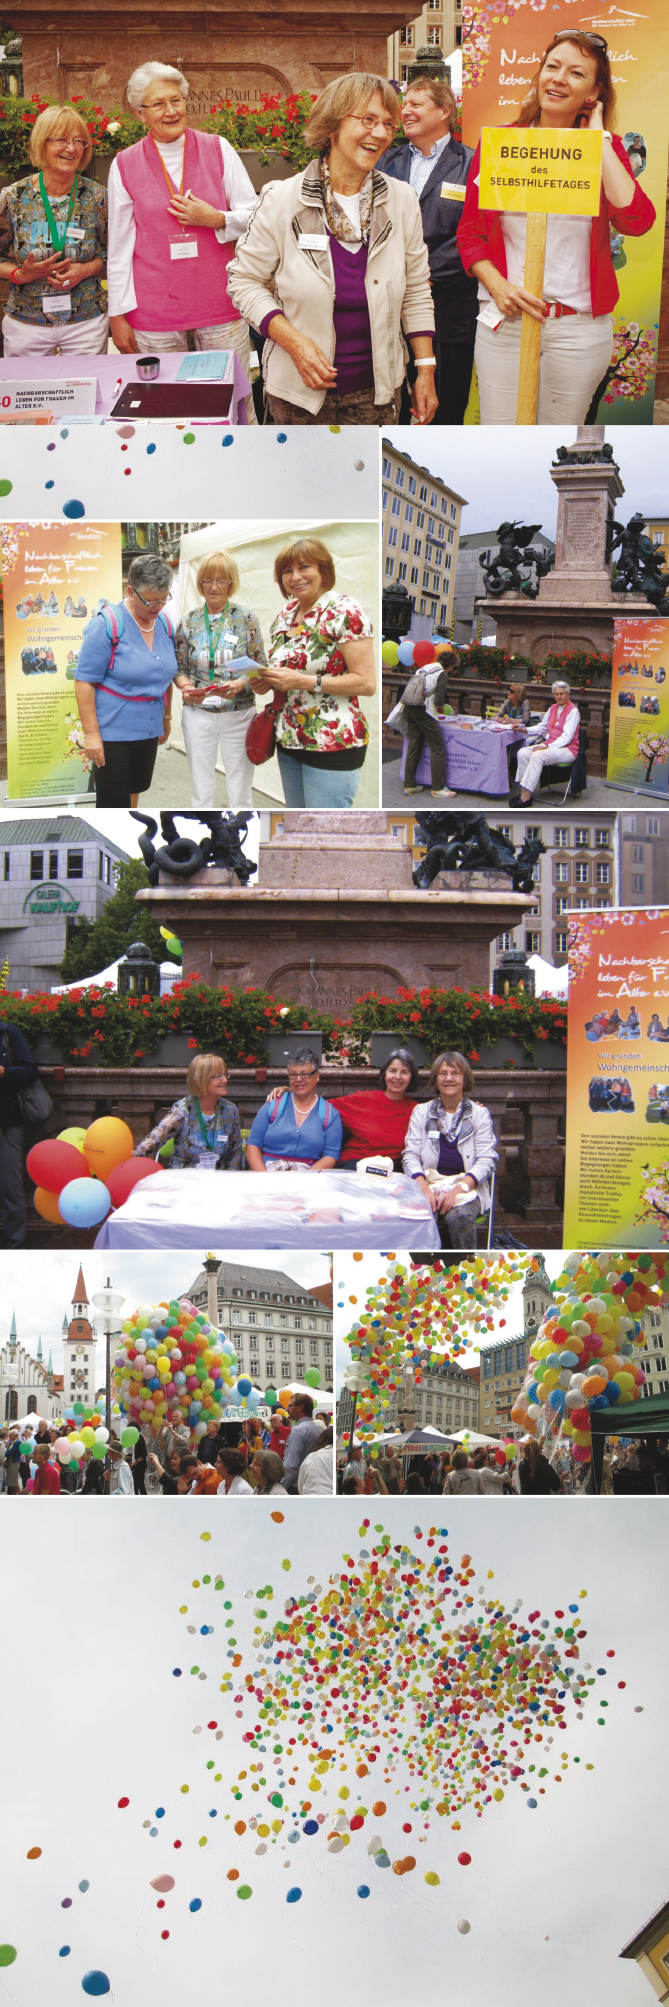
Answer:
[{"xmin": 58, "ymin": 859, "xmax": 165, "ymax": 982}]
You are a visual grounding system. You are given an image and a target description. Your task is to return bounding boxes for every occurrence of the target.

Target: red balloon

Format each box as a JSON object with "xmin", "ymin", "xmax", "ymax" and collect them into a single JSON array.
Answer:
[
  {"xmin": 26, "ymin": 1139, "xmax": 90, "ymax": 1194},
  {"xmin": 412, "ymin": 638, "xmax": 438, "ymax": 668},
  {"xmin": 106, "ymin": 1158, "xmax": 164, "ymax": 1208}
]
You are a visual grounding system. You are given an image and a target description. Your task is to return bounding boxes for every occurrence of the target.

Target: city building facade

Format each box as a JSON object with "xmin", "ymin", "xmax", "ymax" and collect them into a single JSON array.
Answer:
[
  {"xmin": 382, "ymin": 441, "xmax": 465, "ymax": 632},
  {"xmin": 638, "ymin": 1304, "xmax": 669, "ymax": 1400},
  {"xmin": 63, "ymin": 1267, "xmax": 98, "ymax": 1413},
  {"xmin": 186, "ymin": 1262, "xmax": 333, "ymax": 1391},
  {"xmin": 620, "ymin": 1898, "xmax": 669, "ymax": 2001},
  {"xmin": 0, "ymin": 814, "xmax": 128, "ymax": 991},
  {"xmin": 479, "ymin": 1257, "xmax": 553, "ymax": 1437},
  {"xmin": 0, "ymin": 1310, "xmax": 62, "ymax": 1424},
  {"xmin": 387, "ymin": 7, "xmax": 462, "ymax": 87},
  {"xmin": 619, "ymin": 813, "xmax": 669, "ymax": 907},
  {"xmin": 493, "ymin": 814, "xmax": 617, "ymax": 974}
]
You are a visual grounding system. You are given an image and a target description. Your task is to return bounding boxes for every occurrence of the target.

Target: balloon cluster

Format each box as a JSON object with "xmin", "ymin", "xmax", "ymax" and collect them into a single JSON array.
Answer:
[
  {"xmin": 344, "ymin": 1255, "xmax": 527, "ymax": 1439},
  {"xmin": 381, "ymin": 637, "xmax": 445, "ymax": 669},
  {"xmin": 111, "ymin": 1298, "xmax": 292, "ymax": 1437},
  {"xmin": 27, "ymin": 1120, "xmax": 163, "ymax": 1231},
  {"xmin": 511, "ymin": 1252, "xmax": 669, "ymax": 1465}
]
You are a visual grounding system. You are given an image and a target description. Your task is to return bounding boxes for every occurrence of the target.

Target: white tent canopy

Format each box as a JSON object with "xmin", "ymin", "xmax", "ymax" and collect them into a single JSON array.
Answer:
[
  {"xmin": 529, "ymin": 952, "xmax": 568, "ymax": 996},
  {"xmin": 52, "ymin": 959, "xmax": 180, "ymax": 995}
]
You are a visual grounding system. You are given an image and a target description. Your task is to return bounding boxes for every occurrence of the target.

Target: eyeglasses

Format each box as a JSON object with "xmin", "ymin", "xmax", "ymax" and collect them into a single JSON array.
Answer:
[
  {"xmin": 141, "ymin": 95, "xmax": 186, "ymax": 111},
  {"xmin": 131, "ymin": 586, "xmax": 170, "ymax": 608},
  {"xmin": 350, "ymin": 113, "xmax": 396, "ymax": 134},
  {"xmin": 551, "ymin": 28, "xmax": 608, "ymax": 51},
  {"xmin": 288, "ymin": 1069, "xmax": 318, "ymax": 1080},
  {"xmin": 51, "ymin": 138, "xmax": 86, "ymax": 151}
]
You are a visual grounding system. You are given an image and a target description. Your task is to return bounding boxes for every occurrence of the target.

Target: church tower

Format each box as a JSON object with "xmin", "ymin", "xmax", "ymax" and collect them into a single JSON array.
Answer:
[
  {"xmin": 522, "ymin": 1255, "xmax": 552, "ymax": 1341},
  {"xmin": 64, "ymin": 1267, "xmax": 97, "ymax": 1409}
]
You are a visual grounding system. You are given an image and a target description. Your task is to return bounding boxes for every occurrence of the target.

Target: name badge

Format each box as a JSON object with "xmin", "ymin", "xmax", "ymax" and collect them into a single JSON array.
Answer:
[
  {"xmin": 66, "ymin": 226, "xmax": 85, "ymax": 241},
  {"xmin": 42, "ymin": 293, "xmax": 71, "ymax": 317},
  {"xmin": 441, "ymin": 181, "xmax": 466, "ymax": 201},
  {"xmin": 170, "ymin": 238, "xmax": 198, "ymax": 261},
  {"xmin": 299, "ymin": 232, "xmax": 327, "ymax": 251}
]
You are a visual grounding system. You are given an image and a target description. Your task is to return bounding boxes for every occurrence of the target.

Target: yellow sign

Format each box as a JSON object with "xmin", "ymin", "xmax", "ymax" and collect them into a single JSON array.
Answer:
[{"xmin": 479, "ymin": 125, "xmax": 603, "ymax": 214}]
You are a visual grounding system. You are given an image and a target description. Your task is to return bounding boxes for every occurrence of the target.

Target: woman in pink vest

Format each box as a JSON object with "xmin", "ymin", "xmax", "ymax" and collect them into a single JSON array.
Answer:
[
  {"xmin": 107, "ymin": 62, "xmax": 258, "ymax": 419},
  {"xmin": 511, "ymin": 679, "xmax": 580, "ymax": 804}
]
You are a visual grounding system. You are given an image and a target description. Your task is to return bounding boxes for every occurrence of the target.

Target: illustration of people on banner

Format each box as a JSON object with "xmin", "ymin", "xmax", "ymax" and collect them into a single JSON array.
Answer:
[{"xmin": 565, "ymin": 907, "xmax": 669, "ymax": 1247}]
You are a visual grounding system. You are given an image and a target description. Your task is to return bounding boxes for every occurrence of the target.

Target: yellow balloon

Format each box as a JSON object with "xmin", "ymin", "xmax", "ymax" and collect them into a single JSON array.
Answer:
[{"xmin": 83, "ymin": 1116, "xmax": 135, "ymax": 1182}]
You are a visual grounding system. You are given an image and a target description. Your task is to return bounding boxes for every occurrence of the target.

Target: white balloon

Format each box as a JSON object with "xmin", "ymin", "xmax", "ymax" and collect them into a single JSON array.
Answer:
[{"xmin": 457, "ymin": 1920, "xmax": 471, "ymax": 1935}]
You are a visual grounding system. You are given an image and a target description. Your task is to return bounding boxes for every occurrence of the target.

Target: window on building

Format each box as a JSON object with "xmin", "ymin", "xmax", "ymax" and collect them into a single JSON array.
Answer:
[
  {"xmin": 384, "ymin": 557, "xmax": 394, "ymax": 576},
  {"xmin": 555, "ymin": 930, "xmax": 569, "ymax": 954},
  {"xmin": 400, "ymin": 24, "xmax": 414, "ymax": 41},
  {"xmin": 574, "ymin": 828, "xmax": 589, "ymax": 848},
  {"xmin": 401, "ymin": 533, "xmax": 410, "ymax": 552},
  {"xmin": 391, "ymin": 495, "xmax": 401, "ymax": 516},
  {"xmin": 526, "ymin": 932, "xmax": 541, "ymax": 953},
  {"xmin": 497, "ymin": 931, "xmax": 514, "ymax": 951},
  {"xmin": 647, "ymin": 817, "xmax": 660, "ymax": 835},
  {"xmin": 279, "ymin": 1314, "xmax": 287, "ymax": 1326},
  {"xmin": 382, "ymin": 490, "xmax": 388, "ymax": 511},
  {"xmin": 631, "ymin": 844, "xmax": 645, "ymax": 863},
  {"xmin": 555, "ymin": 860, "xmax": 569, "ymax": 882},
  {"xmin": 574, "ymin": 861, "xmax": 589, "ymax": 884},
  {"xmin": 631, "ymin": 873, "xmax": 645, "ymax": 894},
  {"xmin": 382, "ymin": 458, "xmax": 391, "ymax": 478},
  {"xmin": 407, "ymin": 475, "xmax": 416, "ymax": 496},
  {"xmin": 398, "ymin": 563, "xmax": 408, "ymax": 582},
  {"xmin": 248, "ymin": 1310, "xmax": 256, "ymax": 1325},
  {"xmin": 30, "ymin": 851, "xmax": 44, "ymax": 880},
  {"xmin": 554, "ymin": 827, "xmax": 569, "ymax": 847},
  {"xmin": 595, "ymin": 862, "xmax": 610, "ymax": 886},
  {"xmin": 295, "ymin": 1339, "xmax": 304, "ymax": 1356},
  {"xmin": 232, "ymin": 1308, "xmax": 240, "ymax": 1323},
  {"xmin": 555, "ymin": 896, "xmax": 569, "ymax": 916},
  {"xmin": 67, "ymin": 850, "xmax": 84, "ymax": 879},
  {"xmin": 388, "ymin": 526, "xmax": 398, "ymax": 548},
  {"xmin": 594, "ymin": 828, "xmax": 610, "ymax": 848},
  {"xmin": 410, "ymin": 567, "xmax": 419, "ymax": 585},
  {"xmin": 623, "ymin": 816, "xmax": 636, "ymax": 833},
  {"xmin": 395, "ymin": 467, "xmax": 404, "ymax": 488},
  {"xmin": 419, "ymin": 486, "xmax": 427, "ymax": 503}
]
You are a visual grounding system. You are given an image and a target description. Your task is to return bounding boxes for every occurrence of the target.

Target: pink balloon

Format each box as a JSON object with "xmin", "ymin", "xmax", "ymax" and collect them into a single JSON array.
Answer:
[{"xmin": 150, "ymin": 1875, "xmax": 175, "ymax": 1894}]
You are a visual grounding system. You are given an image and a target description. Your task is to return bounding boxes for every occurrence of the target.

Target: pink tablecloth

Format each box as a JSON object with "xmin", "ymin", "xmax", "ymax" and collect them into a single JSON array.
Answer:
[{"xmin": 0, "ymin": 349, "xmax": 250, "ymax": 422}]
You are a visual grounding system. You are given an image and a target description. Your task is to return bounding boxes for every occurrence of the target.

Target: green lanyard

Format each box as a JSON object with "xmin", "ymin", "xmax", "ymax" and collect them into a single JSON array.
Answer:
[
  {"xmin": 193, "ymin": 1097, "xmax": 219, "ymax": 1148},
  {"xmin": 39, "ymin": 171, "xmax": 78, "ymax": 253},
  {"xmin": 202, "ymin": 605, "xmax": 230, "ymax": 683}
]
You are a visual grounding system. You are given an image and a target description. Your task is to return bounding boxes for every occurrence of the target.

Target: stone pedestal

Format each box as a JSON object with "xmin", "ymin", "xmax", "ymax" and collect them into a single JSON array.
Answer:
[
  {"xmin": 135, "ymin": 812, "xmax": 538, "ymax": 1004},
  {"xmin": 476, "ymin": 426, "xmax": 655, "ymax": 665},
  {"xmin": 11, "ymin": 0, "xmax": 424, "ymax": 117}
]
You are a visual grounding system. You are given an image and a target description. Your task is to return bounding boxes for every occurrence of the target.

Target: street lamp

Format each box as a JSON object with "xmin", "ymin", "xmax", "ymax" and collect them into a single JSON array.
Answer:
[
  {"xmin": 92, "ymin": 1279, "xmax": 125, "ymax": 1436},
  {"xmin": 342, "ymin": 1361, "xmax": 368, "ymax": 1457}
]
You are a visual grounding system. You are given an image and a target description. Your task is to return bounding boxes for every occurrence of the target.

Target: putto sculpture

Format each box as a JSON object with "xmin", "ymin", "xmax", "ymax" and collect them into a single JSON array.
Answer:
[
  {"xmin": 412, "ymin": 812, "xmax": 546, "ymax": 894},
  {"xmin": 131, "ymin": 810, "xmax": 257, "ymax": 886},
  {"xmin": 479, "ymin": 523, "xmax": 554, "ymax": 600},
  {"xmin": 608, "ymin": 512, "xmax": 669, "ymax": 614}
]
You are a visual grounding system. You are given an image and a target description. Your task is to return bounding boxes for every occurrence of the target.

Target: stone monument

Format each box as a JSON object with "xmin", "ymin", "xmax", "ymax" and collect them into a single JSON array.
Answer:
[
  {"xmin": 10, "ymin": 0, "xmax": 424, "ymax": 120},
  {"xmin": 476, "ymin": 427, "xmax": 652, "ymax": 663},
  {"xmin": 135, "ymin": 811, "xmax": 539, "ymax": 1004}
]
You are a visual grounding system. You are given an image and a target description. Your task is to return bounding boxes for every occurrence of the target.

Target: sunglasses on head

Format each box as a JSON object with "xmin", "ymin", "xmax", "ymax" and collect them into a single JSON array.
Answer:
[{"xmin": 551, "ymin": 28, "xmax": 608, "ymax": 50}]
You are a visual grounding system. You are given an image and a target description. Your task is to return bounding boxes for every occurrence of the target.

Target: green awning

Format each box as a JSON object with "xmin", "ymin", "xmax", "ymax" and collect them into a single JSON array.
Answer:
[{"xmin": 590, "ymin": 1391, "xmax": 669, "ymax": 1492}]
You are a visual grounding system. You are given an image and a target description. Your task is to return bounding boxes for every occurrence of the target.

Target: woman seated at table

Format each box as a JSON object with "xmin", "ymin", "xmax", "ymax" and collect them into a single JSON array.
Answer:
[
  {"xmin": 74, "ymin": 553, "xmax": 178, "ymax": 809},
  {"xmin": 402, "ymin": 1049, "xmax": 497, "ymax": 1248},
  {"xmin": 509, "ymin": 680, "xmax": 579, "ymax": 804},
  {"xmin": 263, "ymin": 1045, "xmax": 419, "ymax": 1168},
  {"xmin": 174, "ymin": 548, "xmax": 267, "ymax": 813},
  {"xmin": 131, "ymin": 1053, "xmax": 242, "ymax": 1169},
  {"xmin": 456, "ymin": 30, "xmax": 656, "ymax": 425},
  {"xmin": 0, "ymin": 104, "xmax": 108, "ymax": 356},
  {"xmin": 245, "ymin": 1047, "xmax": 343, "ymax": 1171},
  {"xmin": 227, "ymin": 71, "xmax": 435, "ymax": 427},
  {"xmin": 495, "ymin": 681, "xmax": 531, "ymax": 729},
  {"xmin": 257, "ymin": 536, "xmax": 376, "ymax": 811},
  {"xmin": 106, "ymin": 60, "xmax": 257, "ymax": 419}
]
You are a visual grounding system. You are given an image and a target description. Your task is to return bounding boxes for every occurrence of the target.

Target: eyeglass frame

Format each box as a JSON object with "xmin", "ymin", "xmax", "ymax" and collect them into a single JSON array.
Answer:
[
  {"xmin": 550, "ymin": 29, "xmax": 608, "ymax": 52},
  {"xmin": 140, "ymin": 94, "xmax": 187, "ymax": 111},
  {"xmin": 347, "ymin": 111, "xmax": 397, "ymax": 133},
  {"xmin": 129, "ymin": 584, "xmax": 171, "ymax": 608}
]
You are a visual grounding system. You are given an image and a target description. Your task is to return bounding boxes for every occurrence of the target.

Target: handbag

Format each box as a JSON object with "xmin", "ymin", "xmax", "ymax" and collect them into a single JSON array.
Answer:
[
  {"xmin": 0, "ymin": 1027, "xmax": 53, "ymax": 1123},
  {"xmin": 245, "ymin": 693, "xmax": 286, "ymax": 766}
]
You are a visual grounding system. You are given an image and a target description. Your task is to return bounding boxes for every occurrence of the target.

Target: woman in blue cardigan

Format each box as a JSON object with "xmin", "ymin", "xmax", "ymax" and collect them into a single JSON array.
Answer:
[{"xmin": 246, "ymin": 1048, "xmax": 343, "ymax": 1171}]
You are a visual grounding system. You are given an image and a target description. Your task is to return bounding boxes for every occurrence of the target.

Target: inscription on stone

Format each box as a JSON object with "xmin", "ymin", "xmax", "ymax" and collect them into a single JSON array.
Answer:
[{"xmin": 268, "ymin": 966, "xmax": 404, "ymax": 1012}]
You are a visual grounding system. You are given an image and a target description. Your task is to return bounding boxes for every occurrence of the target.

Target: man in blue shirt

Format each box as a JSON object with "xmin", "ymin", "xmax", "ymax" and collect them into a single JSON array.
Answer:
[
  {"xmin": 379, "ymin": 77, "xmax": 477, "ymax": 425},
  {"xmin": 283, "ymin": 1395, "xmax": 321, "ymax": 1495}
]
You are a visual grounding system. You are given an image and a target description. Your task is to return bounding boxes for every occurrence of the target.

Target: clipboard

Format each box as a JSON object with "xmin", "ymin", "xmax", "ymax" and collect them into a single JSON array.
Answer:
[{"xmin": 109, "ymin": 383, "xmax": 234, "ymax": 419}]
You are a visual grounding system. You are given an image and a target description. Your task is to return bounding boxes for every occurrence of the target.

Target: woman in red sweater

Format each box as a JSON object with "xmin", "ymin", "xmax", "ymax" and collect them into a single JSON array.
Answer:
[
  {"xmin": 456, "ymin": 30, "xmax": 656, "ymax": 424},
  {"xmin": 263, "ymin": 1047, "xmax": 419, "ymax": 1169}
]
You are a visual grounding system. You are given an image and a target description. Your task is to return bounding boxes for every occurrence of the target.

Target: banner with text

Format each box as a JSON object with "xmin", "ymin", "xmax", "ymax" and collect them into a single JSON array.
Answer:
[
  {"xmin": 463, "ymin": 0, "xmax": 669, "ymax": 421},
  {"xmin": 607, "ymin": 616, "xmax": 669, "ymax": 794},
  {"xmin": 564, "ymin": 906, "xmax": 669, "ymax": 1247},
  {"xmin": 1, "ymin": 521, "xmax": 122, "ymax": 799}
]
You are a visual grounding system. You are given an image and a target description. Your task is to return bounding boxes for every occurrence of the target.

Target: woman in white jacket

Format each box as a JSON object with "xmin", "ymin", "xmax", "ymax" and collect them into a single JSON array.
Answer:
[
  {"xmin": 227, "ymin": 72, "xmax": 436, "ymax": 426},
  {"xmin": 298, "ymin": 1429, "xmax": 334, "ymax": 1495},
  {"xmin": 403, "ymin": 1050, "xmax": 497, "ymax": 1248}
]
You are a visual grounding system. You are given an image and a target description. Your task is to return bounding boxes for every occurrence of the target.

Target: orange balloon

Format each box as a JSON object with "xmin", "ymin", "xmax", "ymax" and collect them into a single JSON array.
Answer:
[
  {"xmin": 83, "ymin": 1116, "xmax": 135, "ymax": 1182},
  {"xmin": 33, "ymin": 1186, "xmax": 65, "ymax": 1225},
  {"xmin": 372, "ymin": 1801, "xmax": 386, "ymax": 1816}
]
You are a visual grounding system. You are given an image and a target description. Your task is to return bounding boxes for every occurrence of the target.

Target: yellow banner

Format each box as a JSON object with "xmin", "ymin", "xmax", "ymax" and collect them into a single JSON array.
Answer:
[
  {"xmin": 479, "ymin": 126, "xmax": 603, "ymax": 214},
  {"xmin": 1, "ymin": 521, "xmax": 122, "ymax": 799}
]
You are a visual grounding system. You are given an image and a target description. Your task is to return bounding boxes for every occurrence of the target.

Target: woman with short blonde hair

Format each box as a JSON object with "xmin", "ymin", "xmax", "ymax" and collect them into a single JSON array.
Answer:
[
  {"xmin": 0, "ymin": 103, "xmax": 108, "ymax": 354},
  {"xmin": 131, "ymin": 1052, "xmax": 242, "ymax": 1170},
  {"xmin": 175, "ymin": 547, "xmax": 267, "ymax": 812},
  {"xmin": 228, "ymin": 71, "xmax": 435, "ymax": 425}
]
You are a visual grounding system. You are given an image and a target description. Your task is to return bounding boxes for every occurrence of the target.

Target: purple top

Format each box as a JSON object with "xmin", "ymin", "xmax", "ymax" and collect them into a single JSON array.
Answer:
[
  {"xmin": 259, "ymin": 233, "xmax": 433, "ymax": 389},
  {"xmin": 437, "ymin": 1136, "xmax": 466, "ymax": 1176}
]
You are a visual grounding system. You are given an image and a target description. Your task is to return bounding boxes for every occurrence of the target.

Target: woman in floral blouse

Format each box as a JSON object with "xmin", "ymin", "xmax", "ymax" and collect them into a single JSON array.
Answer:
[
  {"xmin": 131, "ymin": 1053, "xmax": 242, "ymax": 1170},
  {"xmin": 258, "ymin": 536, "xmax": 376, "ymax": 808},
  {"xmin": 174, "ymin": 549, "xmax": 267, "ymax": 812},
  {"xmin": 0, "ymin": 104, "xmax": 108, "ymax": 355}
]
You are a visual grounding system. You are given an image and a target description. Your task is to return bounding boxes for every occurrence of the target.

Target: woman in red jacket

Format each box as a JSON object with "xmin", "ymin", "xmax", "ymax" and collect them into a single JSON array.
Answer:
[{"xmin": 456, "ymin": 30, "xmax": 656, "ymax": 424}]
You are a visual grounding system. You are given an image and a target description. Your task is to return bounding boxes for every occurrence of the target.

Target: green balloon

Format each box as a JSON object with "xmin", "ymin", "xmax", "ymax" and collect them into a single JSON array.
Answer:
[
  {"xmin": 73, "ymin": 1401, "xmax": 84, "ymax": 1415},
  {"xmin": 305, "ymin": 1367, "xmax": 321, "ymax": 1388},
  {"xmin": 120, "ymin": 1426, "xmax": 139, "ymax": 1448},
  {"xmin": 69, "ymin": 1460, "xmax": 79, "ymax": 1474},
  {"xmin": 264, "ymin": 1388, "xmax": 278, "ymax": 1407},
  {"xmin": 19, "ymin": 1440, "xmax": 32, "ymax": 1456},
  {"xmin": 0, "ymin": 1947, "xmax": 17, "ymax": 1968},
  {"xmin": 92, "ymin": 1439, "xmax": 108, "ymax": 1460}
]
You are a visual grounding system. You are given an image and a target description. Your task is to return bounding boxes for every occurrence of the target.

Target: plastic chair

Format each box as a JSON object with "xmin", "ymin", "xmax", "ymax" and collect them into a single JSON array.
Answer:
[
  {"xmin": 475, "ymin": 1171, "xmax": 528, "ymax": 1249},
  {"xmin": 537, "ymin": 723, "xmax": 588, "ymax": 803}
]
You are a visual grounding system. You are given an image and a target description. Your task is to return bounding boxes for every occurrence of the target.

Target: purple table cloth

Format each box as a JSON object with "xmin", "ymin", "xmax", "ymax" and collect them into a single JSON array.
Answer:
[{"xmin": 400, "ymin": 720, "xmax": 526, "ymax": 795}]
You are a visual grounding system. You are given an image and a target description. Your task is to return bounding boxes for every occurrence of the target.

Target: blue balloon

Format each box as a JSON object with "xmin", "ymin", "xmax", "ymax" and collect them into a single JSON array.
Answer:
[
  {"xmin": 607, "ymin": 1381, "xmax": 621, "ymax": 1403},
  {"xmin": 58, "ymin": 1179, "xmax": 111, "ymax": 1229},
  {"xmin": 81, "ymin": 1974, "xmax": 111, "ymax": 1997},
  {"xmin": 189, "ymin": 1899, "xmax": 202, "ymax": 1913},
  {"xmin": 237, "ymin": 1376, "xmax": 252, "ymax": 1397},
  {"xmin": 547, "ymin": 1388, "xmax": 565, "ymax": 1412},
  {"xmin": 526, "ymin": 1799, "xmax": 538, "ymax": 1810},
  {"xmin": 589, "ymin": 1394, "xmax": 608, "ymax": 1410},
  {"xmin": 357, "ymin": 1885, "xmax": 370, "ymax": 1899},
  {"xmin": 59, "ymin": 1947, "xmax": 71, "ymax": 1958},
  {"xmin": 303, "ymin": 1819, "xmax": 319, "ymax": 1835},
  {"xmin": 155, "ymin": 1325, "xmax": 169, "ymax": 1339},
  {"xmin": 397, "ymin": 640, "xmax": 415, "ymax": 667},
  {"xmin": 286, "ymin": 1888, "xmax": 302, "ymax": 1904}
]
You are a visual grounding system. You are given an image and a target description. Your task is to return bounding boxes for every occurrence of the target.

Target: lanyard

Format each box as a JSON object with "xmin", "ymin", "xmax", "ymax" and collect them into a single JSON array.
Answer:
[
  {"xmin": 193, "ymin": 1097, "xmax": 220, "ymax": 1149},
  {"xmin": 202, "ymin": 605, "xmax": 230, "ymax": 681},
  {"xmin": 38, "ymin": 171, "xmax": 78, "ymax": 253},
  {"xmin": 151, "ymin": 133, "xmax": 187, "ymax": 230}
]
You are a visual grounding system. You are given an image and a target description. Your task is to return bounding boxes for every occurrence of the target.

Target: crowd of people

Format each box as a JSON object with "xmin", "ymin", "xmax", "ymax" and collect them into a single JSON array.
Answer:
[
  {"xmin": 337, "ymin": 1433, "xmax": 669, "ymax": 1495},
  {"xmin": 73, "ymin": 536, "xmax": 375, "ymax": 812},
  {"xmin": 0, "ymin": 32, "xmax": 655, "ymax": 427},
  {"xmin": 0, "ymin": 1393, "xmax": 334, "ymax": 1497}
]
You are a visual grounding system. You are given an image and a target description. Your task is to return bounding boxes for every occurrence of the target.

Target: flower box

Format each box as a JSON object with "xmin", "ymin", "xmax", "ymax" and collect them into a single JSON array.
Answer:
[
  {"xmin": 475, "ymin": 1036, "xmax": 567, "ymax": 1070},
  {"xmin": 135, "ymin": 1034, "xmax": 196, "ymax": 1069},
  {"xmin": 30, "ymin": 1036, "xmax": 65, "ymax": 1065},
  {"xmin": 370, "ymin": 1032, "xmax": 431, "ymax": 1070}
]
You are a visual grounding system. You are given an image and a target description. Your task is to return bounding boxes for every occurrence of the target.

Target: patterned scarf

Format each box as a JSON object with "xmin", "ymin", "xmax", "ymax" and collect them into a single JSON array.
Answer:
[{"xmin": 319, "ymin": 151, "xmax": 374, "ymax": 246}]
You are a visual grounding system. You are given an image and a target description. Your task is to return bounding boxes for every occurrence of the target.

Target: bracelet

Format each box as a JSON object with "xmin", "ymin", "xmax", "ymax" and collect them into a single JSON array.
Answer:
[
  {"xmin": 10, "ymin": 267, "xmax": 21, "ymax": 283},
  {"xmin": 414, "ymin": 358, "xmax": 436, "ymax": 368}
]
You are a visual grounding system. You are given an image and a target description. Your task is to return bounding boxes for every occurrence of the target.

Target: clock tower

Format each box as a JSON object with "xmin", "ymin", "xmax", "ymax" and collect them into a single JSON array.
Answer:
[{"xmin": 65, "ymin": 1267, "xmax": 97, "ymax": 1409}]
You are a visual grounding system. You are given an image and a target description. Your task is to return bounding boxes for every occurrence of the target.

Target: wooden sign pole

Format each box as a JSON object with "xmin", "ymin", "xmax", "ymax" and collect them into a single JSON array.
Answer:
[{"xmin": 516, "ymin": 211, "xmax": 547, "ymax": 426}]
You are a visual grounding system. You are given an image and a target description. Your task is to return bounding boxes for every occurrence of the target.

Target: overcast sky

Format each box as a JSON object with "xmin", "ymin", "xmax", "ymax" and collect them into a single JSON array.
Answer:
[
  {"xmin": 335, "ymin": 1251, "xmax": 566, "ymax": 1381},
  {"xmin": 385, "ymin": 425, "xmax": 669, "ymax": 541},
  {"xmin": 2, "ymin": 1248, "xmax": 331, "ymax": 1377},
  {"xmin": 0, "ymin": 1498, "xmax": 665, "ymax": 2007}
]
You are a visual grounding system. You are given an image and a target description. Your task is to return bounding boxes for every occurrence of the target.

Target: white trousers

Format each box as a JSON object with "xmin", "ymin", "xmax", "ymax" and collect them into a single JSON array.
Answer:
[
  {"xmin": 181, "ymin": 702, "xmax": 256, "ymax": 811},
  {"xmin": 515, "ymin": 741, "xmax": 576, "ymax": 795},
  {"xmin": 475, "ymin": 311, "xmax": 614, "ymax": 424},
  {"xmin": 2, "ymin": 312, "xmax": 109, "ymax": 356},
  {"xmin": 133, "ymin": 317, "xmax": 257, "ymax": 423}
]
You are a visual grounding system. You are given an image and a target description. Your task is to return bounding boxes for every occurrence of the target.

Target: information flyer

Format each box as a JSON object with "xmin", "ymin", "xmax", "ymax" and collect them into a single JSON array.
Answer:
[
  {"xmin": 462, "ymin": 0, "xmax": 669, "ymax": 422},
  {"xmin": 607, "ymin": 616, "xmax": 669, "ymax": 794},
  {"xmin": 564, "ymin": 906, "xmax": 669, "ymax": 1247},
  {"xmin": 1, "ymin": 520, "xmax": 122, "ymax": 799}
]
